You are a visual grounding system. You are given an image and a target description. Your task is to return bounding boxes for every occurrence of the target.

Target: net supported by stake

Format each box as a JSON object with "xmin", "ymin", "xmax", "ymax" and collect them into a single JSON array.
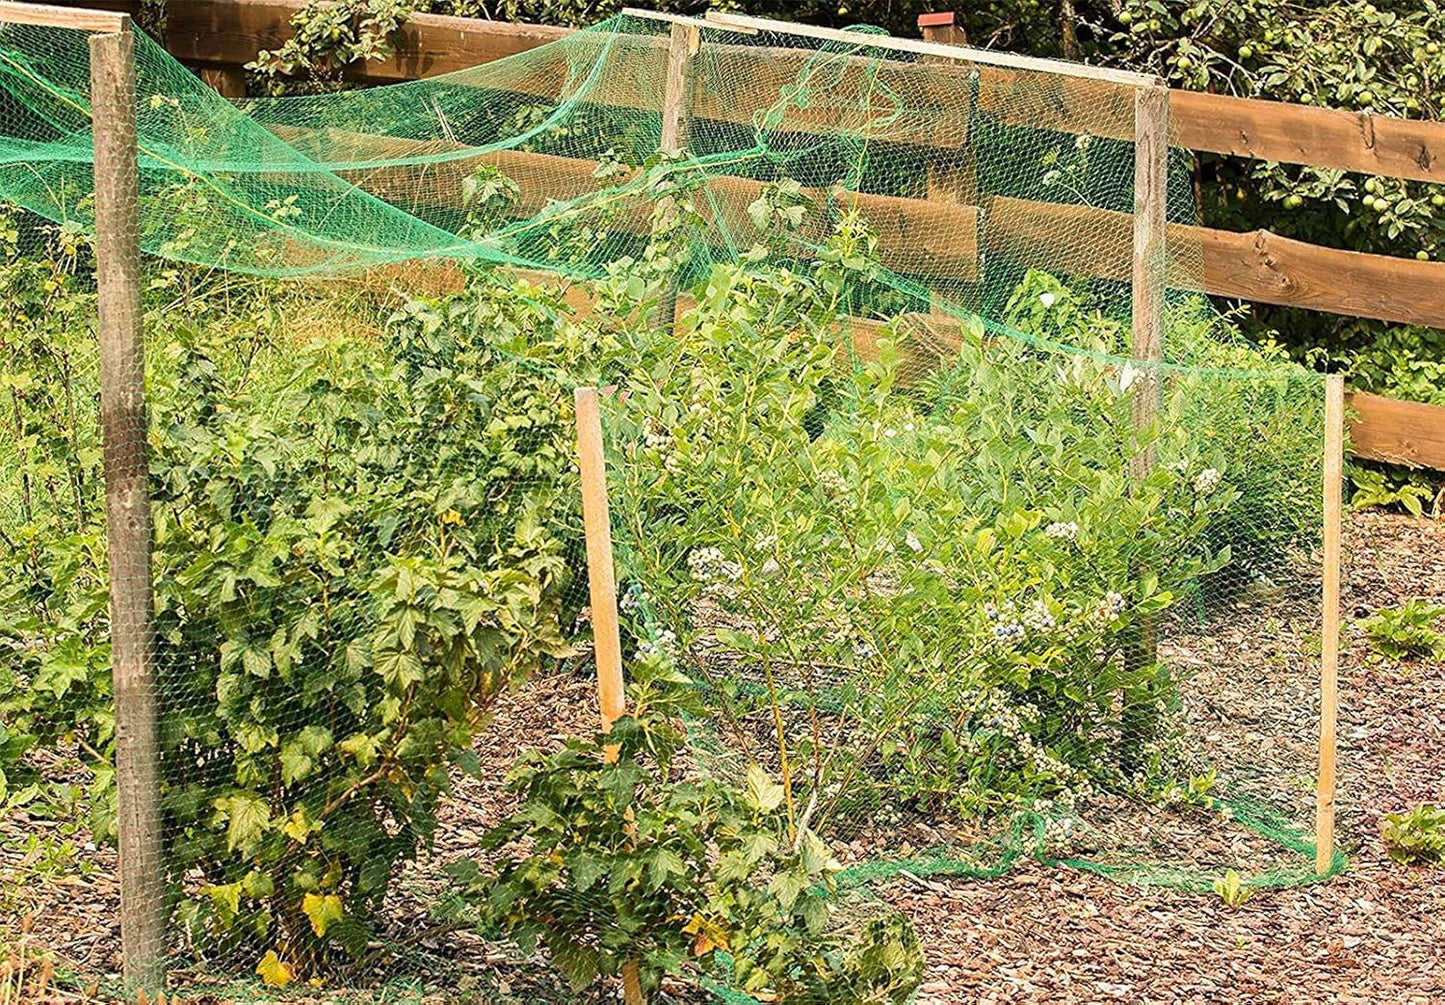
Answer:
[{"xmin": 0, "ymin": 6, "xmax": 1342, "ymax": 1001}]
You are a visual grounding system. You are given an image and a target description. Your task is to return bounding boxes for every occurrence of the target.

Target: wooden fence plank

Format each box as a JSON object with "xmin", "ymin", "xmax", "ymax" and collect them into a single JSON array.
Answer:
[
  {"xmin": 1173, "ymin": 89, "xmax": 1445, "ymax": 186},
  {"xmin": 1347, "ymin": 391, "xmax": 1445, "ymax": 470},
  {"xmin": 985, "ymin": 195, "xmax": 1445, "ymax": 329},
  {"xmin": 264, "ymin": 125, "xmax": 982, "ymax": 278}
]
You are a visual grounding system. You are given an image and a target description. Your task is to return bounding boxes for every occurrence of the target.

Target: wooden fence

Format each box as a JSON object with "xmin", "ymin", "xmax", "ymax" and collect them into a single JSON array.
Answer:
[{"xmin": 41, "ymin": 0, "xmax": 1445, "ymax": 472}]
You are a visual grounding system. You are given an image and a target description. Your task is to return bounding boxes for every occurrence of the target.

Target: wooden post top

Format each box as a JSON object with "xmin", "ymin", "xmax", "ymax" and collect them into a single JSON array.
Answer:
[{"xmin": 0, "ymin": 1, "xmax": 130, "ymax": 33}]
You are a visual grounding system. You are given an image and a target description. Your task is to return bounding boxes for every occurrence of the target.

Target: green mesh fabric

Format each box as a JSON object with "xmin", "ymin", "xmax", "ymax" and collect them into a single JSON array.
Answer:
[{"xmin": 0, "ymin": 10, "xmax": 1339, "ymax": 1002}]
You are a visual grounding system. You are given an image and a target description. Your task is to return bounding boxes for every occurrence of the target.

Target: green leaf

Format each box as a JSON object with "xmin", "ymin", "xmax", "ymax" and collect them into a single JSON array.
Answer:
[
  {"xmin": 569, "ymin": 851, "xmax": 606, "ymax": 893},
  {"xmin": 217, "ymin": 793, "xmax": 271, "ymax": 856},
  {"xmin": 547, "ymin": 936, "xmax": 603, "ymax": 993}
]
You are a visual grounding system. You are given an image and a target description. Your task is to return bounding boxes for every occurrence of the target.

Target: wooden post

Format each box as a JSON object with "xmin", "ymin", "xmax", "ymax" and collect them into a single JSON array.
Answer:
[
  {"xmin": 1131, "ymin": 84, "xmax": 1170, "ymax": 381},
  {"xmin": 918, "ymin": 11, "xmax": 978, "ymax": 316},
  {"xmin": 572, "ymin": 386, "xmax": 643, "ymax": 1004},
  {"xmin": 653, "ymin": 22, "xmax": 699, "ymax": 334},
  {"xmin": 1119, "ymin": 82, "xmax": 1170, "ymax": 771},
  {"xmin": 92, "ymin": 24, "xmax": 166, "ymax": 995},
  {"xmin": 1316, "ymin": 374, "xmax": 1346, "ymax": 874},
  {"xmin": 918, "ymin": 11, "xmax": 966, "ymax": 45}
]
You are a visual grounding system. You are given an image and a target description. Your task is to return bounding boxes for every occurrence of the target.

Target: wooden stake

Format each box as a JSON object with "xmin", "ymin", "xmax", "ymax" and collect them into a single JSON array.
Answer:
[
  {"xmin": 573, "ymin": 387, "xmax": 643, "ymax": 1004},
  {"xmin": 92, "ymin": 26, "xmax": 165, "ymax": 995},
  {"xmin": 1316, "ymin": 374, "xmax": 1346, "ymax": 874},
  {"xmin": 574, "ymin": 387, "xmax": 627, "ymax": 736}
]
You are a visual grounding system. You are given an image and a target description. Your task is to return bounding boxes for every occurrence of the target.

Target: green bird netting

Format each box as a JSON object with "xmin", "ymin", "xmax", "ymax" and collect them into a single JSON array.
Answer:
[{"xmin": 0, "ymin": 9, "xmax": 1339, "ymax": 1002}]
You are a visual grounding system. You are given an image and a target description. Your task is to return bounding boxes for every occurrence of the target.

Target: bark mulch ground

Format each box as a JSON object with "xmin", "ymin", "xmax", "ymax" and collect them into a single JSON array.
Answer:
[{"xmin": 3, "ymin": 511, "xmax": 1442, "ymax": 1003}]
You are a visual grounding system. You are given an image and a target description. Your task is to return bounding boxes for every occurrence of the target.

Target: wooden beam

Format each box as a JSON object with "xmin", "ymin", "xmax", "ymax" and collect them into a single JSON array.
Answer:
[
  {"xmin": 91, "ymin": 25, "xmax": 165, "ymax": 994},
  {"xmin": 264, "ymin": 125, "xmax": 982, "ymax": 278},
  {"xmin": 0, "ymin": 0, "xmax": 128, "ymax": 31},
  {"xmin": 704, "ymin": 9, "xmax": 1157, "ymax": 87},
  {"xmin": 1174, "ymin": 89, "xmax": 1445, "ymax": 186},
  {"xmin": 1315, "ymin": 373, "xmax": 1345, "ymax": 875},
  {"xmin": 985, "ymin": 196, "xmax": 1445, "ymax": 329},
  {"xmin": 1347, "ymin": 391, "xmax": 1445, "ymax": 471}
]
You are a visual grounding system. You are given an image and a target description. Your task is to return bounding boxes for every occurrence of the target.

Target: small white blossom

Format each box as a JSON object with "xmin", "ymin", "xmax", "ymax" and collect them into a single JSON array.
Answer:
[
  {"xmin": 752, "ymin": 533, "xmax": 778, "ymax": 553},
  {"xmin": 1044, "ymin": 521, "xmax": 1079, "ymax": 541},
  {"xmin": 687, "ymin": 547, "xmax": 742, "ymax": 588},
  {"xmin": 1193, "ymin": 467, "xmax": 1222, "ymax": 495},
  {"xmin": 1022, "ymin": 598, "xmax": 1056, "ymax": 632},
  {"xmin": 905, "ymin": 531, "xmax": 923, "ymax": 553},
  {"xmin": 1038, "ymin": 291, "xmax": 1056, "ymax": 308}
]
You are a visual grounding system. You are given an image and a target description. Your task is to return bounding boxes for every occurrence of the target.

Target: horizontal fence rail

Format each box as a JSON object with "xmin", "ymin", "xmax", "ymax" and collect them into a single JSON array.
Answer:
[{"xmin": 34, "ymin": 0, "xmax": 1445, "ymax": 472}]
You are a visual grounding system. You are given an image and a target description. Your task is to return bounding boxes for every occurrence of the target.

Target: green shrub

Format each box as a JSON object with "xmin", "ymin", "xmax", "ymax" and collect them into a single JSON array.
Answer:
[
  {"xmin": 145, "ymin": 301, "xmax": 578, "ymax": 973},
  {"xmin": 596, "ymin": 205, "xmax": 1317, "ymax": 826},
  {"xmin": 455, "ymin": 706, "xmax": 923, "ymax": 1002}
]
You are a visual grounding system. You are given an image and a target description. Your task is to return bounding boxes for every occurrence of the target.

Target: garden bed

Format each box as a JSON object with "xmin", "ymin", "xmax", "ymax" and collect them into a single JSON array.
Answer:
[{"xmin": 4, "ymin": 508, "xmax": 1442, "ymax": 1003}]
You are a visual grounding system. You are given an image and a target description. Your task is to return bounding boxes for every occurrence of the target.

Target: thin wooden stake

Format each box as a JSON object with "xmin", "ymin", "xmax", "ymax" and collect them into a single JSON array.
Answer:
[
  {"xmin": 573, "ymin": 387, "xmax": 643, "ymax": 1004},
  {"xmin": 92, "ymin": 25, "xmax": 165, "ymax": 995},
  {"xmin": 574, "ymin": 387, "xmax": 626, "ymax": 736},
  {"xmin": 1316, "ymin": 374, "xmax": 1346, "ymax": 874}
]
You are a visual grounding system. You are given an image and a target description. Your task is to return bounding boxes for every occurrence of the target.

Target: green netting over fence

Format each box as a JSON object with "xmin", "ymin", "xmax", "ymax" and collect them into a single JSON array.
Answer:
[{"xmin": 0, "ymin": 10, "xmax": 1338, "ymax": 1003}]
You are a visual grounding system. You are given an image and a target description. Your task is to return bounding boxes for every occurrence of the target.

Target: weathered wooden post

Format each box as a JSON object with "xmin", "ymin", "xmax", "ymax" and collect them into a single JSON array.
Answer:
[
  {"xmin": 653, "ymin": 22, "xmax": 699, "ymax": 334},
  {"xmin": 1119, "ymin": 81, "xmax": 1170, "ymax": 768},
  {"xmin": 91, "ymin": 17, "xmax": 167, "ymax": 994}
]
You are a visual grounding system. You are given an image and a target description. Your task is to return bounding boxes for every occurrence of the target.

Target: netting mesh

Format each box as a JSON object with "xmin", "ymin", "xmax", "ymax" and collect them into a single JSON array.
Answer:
[{"xmin": 0, "ymin": 10, "xmax": 1338, "ymax": 1002}]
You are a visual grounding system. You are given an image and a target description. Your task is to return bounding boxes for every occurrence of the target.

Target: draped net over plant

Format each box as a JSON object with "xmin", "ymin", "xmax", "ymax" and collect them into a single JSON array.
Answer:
[{"xmin": 0, "ymin": 9, "xmax": 1334, "ymax": 1001}]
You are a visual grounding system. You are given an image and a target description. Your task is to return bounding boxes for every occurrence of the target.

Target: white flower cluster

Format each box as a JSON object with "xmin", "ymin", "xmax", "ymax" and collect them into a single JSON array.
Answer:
[
  {"xmin": 1044, "ymin": 520, "xmax": 1079, "ymax": 541},
  {"xmin": 817, "ymin": 468, "xmax": 849, "ymax": 496},
  {"xmin": 639, "ymin": 418, "xmax": 685, "ymax": 475},
  {"xmin": 1193, "ymin": 467, "xmax": 1222, "ymax": 496},
  {"xmin": 752, "ymin": 533, "xmax": 778, "ymax": 553},
  {"xmin": 1021, "ymin": 598, "xmax": 1056, "ymax": 632},
  {"xmin": 687, "ymin": 546, "xmax": 742, "ymax": 591},
  {"xmin": 1093, "ymin": 591, "xmax": 1126, "ymax": 626}
]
